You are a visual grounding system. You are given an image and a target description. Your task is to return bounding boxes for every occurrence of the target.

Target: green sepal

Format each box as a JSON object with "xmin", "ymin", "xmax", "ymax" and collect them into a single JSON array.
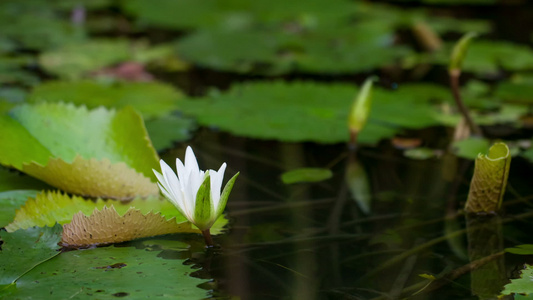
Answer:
[
  {"xmin": 194, "ymin": 173, "xmax": 212, "ymax": 230},
  {"xmin": 449, "ymin": 32, "xmax": 477, "ymax": 72},
  {"xmin": 215, "ymin": 172, "xmax": 239, "ymax": 218}
]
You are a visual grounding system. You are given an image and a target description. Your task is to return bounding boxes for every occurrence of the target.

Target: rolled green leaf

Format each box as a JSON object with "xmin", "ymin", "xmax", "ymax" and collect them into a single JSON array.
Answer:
[
  {"xmin": 449, "ymin": 32, "xmax": 477, "ymax": 73},
  {"xmin": 348, "ymin": 76, "xmax": 377, "ymax": 139},
  {"xmin": 465, "ymin": 142, "xmax": 511, "ymax": 213}
]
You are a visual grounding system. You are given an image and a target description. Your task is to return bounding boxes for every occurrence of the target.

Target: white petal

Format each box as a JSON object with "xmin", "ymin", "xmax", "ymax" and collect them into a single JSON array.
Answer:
[
  {"xmin": 184, "ymin": 146, "xmax": 200, "ymax": 176},
  {"xmin": 159, "ymin": 159, "xmax": 184, "ymax": 209},
  {"xmin": 210, "ymin": 163, "xmax": 226, "ymax": 209},
  {"xmin": 175, "ymin": 157, "xmax": 187, "ymax": 186},
  {"xmin": 153, "ymin": 169, "xmax": 170, "ymax": 194}
]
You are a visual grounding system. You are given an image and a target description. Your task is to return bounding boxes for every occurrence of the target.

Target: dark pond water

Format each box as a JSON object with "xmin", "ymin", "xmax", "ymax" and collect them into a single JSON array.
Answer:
[{"xmin": 140, "ymin": 130, "xmax": 533, "ymax": 300}]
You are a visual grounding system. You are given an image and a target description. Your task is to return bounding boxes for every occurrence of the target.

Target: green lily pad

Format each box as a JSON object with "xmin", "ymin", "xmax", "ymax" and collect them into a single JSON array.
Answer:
[
  {"xmin": 0, "ymin": 103, "xmax": 160, "ymax": 199},
  {"xmin": 2, "ymin": 246, "xmax": 208, "ymax": 299},
  {"xmin": 431, "ymin": 40, "xmax": 533, "ymax": 75},
  {"xmin": 0, "ymin": 190, "xmax": 38, "ymax": 228},
  {"xmin": 501, "ymin": 264, "xmax": 533, "ymax": 297},
  {"xmin": 0, "ymin": 224, "xmax": 63, "ymax": 286},
  {"xmin": 29, "ymin": 80, "xmax": 184, "ymax": 119},
  {"xmin": 145, "ymin": 114, "xmax": 196, "ymax": 151},
  {"xmin": 179, "ymin": 81, "xmax": 452, "ymax": 144},
  {"xmin": 452, "ymin": 137, "xmax": 490, "ymax": 160},
  {"xmin": 177, "ymin": 22, "xmax": 410, "ymax": 74},
  {"xmin": 0, "ymin": 56, "xmax": 40, "ymax": 86},
  {"xmin": 0, "ymin": 1, "xmax": 85, "ymax": 51},
  {"xmin": 281, "ymin": 168, "xmax": 332, "ymax": 184},
  {"xmin": 6, "ymin": 191, "xmax": 228, "ymax": 235},
  {"xmin": 39, "ymin": 40, "xmax": 131, "ymax": 80},
  {"xmin": 495, "ymin": 81, "xmax": 533, "ymax": 103},
  {"xmin": 505, "ymin": 244, "xmax": 533, "ymax": 255},
  {"xmin": 0, "ymin": 167, "xmax": 50, "ymax": 192}
]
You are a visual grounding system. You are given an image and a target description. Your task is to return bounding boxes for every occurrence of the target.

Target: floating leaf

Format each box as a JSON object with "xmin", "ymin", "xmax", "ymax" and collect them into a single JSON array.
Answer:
[
  {"xmin": 281, "ymin": 168, "xmax": 332, "ymax": 184},
  {"xmin": 501, "ymin": 264, "xmax": 533, "ymax": 297},
  {"xmin": 0, "ymin": 103, "xmax": 160, "ymax": 199},
  {"xmin": 0, "ymin": 224, "xmax": 62, "ymax": 286},
  {"xmin": 180, "ymin": 81, "xmax": 451, "ymax": 144},
  {"xmin": 495, "ymin": 81, "xmax": 533, "ymax": 103},
  {"xmin": 432, "ymin": 41, "xmax": 533, "ymax": 75},
  {"xmin": 452, "ymin": 137, "xmax": 490, "ymax": 160},
  {"xmin": 142, "ymin": 239, "xmax": 190, "ymax": 251},
  {"xmin": 465, "ymin": 142, "xmax": 511, "ymax": 213},
  {"xmin": 0, "ymin": 1, "xmax": 84, "ymax": 51},
  {"xmin": 3, "ymin": 246, "xmax": 207, "ymax": 299},
  {"xmin": 6, "ymin": 191, "xmax": 228, "ymax": 235},
  {"xmin": 29, "ymin": 80, "xmax": 184, "ymax": 119},
  {"xmin": 145, "ymin": 114, "xmax": 196, "ymax": 151},
  {"xmin": 39, "ymin": 40, "xmax": 131, "ymax": 79},
  {"xmin": 0, "ymin": 167, "xmax": 50, "ymax": 192},
  {"xmin": 505, "ymin": 244, "xmax": 533, "ymax": 255},
  {"xmin": 61, "ymin": 206, "xmax": 200, "ymax": 248},
  {"xmin": 22, "ymin": 156, "xmax": 158, "ymax": 200},
  {"xmin": 0, "ymin": 190, "xmax": 38, "ymax": 228}
]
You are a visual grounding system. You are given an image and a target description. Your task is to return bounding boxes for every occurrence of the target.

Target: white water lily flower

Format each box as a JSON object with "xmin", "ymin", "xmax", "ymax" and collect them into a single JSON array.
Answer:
[{"xmin": 153, "ymin": 146, "xmax": 239, "ymax": 238}]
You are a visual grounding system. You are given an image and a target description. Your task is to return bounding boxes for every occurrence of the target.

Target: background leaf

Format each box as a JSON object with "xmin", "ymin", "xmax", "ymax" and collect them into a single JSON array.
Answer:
[
  {"xmin": 61, "ymin": 206, "xmax": 200, "ymax": 247},
  {"xmin": 29, "ymin": 80, "xmax": 184, "ymax": 119},
  {"xmin": 6, "ymin": 191, "xmax": 228, "ymax": 235},
  {"xmin": 0, "ymin": 103, "xmax": 160, "ymax": 199},
  {"xmin": 0, "ymin": 224, "xmax": 62, "ymax": 285},
  {"xmin": 0, "ymin": 190, "xmax": 38, "ymax": 228},
  {"xmin": 4, "ymin": 246, "xmax": 208, "ymax": 299}
]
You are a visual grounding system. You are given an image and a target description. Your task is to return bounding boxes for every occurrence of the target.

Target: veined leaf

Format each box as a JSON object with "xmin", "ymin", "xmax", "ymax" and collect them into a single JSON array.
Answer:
[
  {"xmin": 501, "ymin": 264, "xmax": 533, "ymax": 297},
  {"xmin": 180, "ymin": 81, "xmax": 452, "ymax": 144},
  {"xmin": 0, "ymin": 190, "xmax": 38, "ymax": 228},
  {"xmin": 29, "ymin": 80, "xmax": 184, "ymax": 119},
  {"xmin": 6, "ymin": 191, "xmax": 228, "ymax": 235},
  {"xmin": 0, "ymin": 224, "xmax": 62, "ymax": 286},
  {"xmin": 61, "ymin": 206, "xmax": 199, "ymax": 248},
  {"xmin": 21, "ymin": 156, "xmax": 158, "ymax": 200},
  {"xmin": 0, "ymin": 103, "xmax": 160, "ymax": 199},
  {"xmin": 3, "ymin": 246, "xmax": 208, "ymax": 299}
]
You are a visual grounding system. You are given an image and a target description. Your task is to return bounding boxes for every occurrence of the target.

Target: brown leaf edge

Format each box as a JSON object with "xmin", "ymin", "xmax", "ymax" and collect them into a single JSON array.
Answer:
[{"xmin": 60, "ymin": 206, "xmax": 202, "ymax": 249}]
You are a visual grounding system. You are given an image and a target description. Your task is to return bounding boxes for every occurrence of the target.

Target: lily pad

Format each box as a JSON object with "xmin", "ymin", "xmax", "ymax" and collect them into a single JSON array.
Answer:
[
  {"xmin": 29, "ymin": 80, "xmax": 184, "ymax": 119},
  {"xmin": 0, "ymin": 167, "xmax": 50, "ymax": 192},
  {"xmin": 0, "ymin": 103, "xmax": 160, "ymax": 199},
  {"xmin": 177, "ymin": 22, "xmax": 410, "ymax": 74},
  {"xmin": 505, "ymin": 244, "xmax": 533, "ymax": 255},
  {"xmin": 452, "ymin": 137, "xmax": 490, "ymax": 160},
  {"xmin": 61, "ymin": 206, "xmax": 203, "ymax": 248},
  {"xmin": 501, "ymin": 264, "xmax": 533, "ymax": 297},
  {"xmin": 0, "ymin": 1, "xmax": 85, "ymax": 51},
  {"xmin": 0, "ymin": 190, "xmax": 38, "ymax": 228},
  {"xmin": 6, "ymin": 191, "xmax": 228, "ymax": 235},
  {"xmin": 0, "ymin": 224, "xmax": 63, "ymax": 286},
  {"xmin": 281, "ymin": 168, "xmax": 333, "ymax": 184},
  {"xmin": 431, "ymin": 41, "xmax": 533, "ymax": 75},
  {"xmin": 179, "ymin": 81, "xmax": 452, "ymax": 144},
  {"xmin": 144, "ymin": 114, "xmax": 196, "ymax": 151},
  {"xmin": 39, "ymin": 40, "xmax": 131, "ymax": 79},
  {"xmin": 2, "ymin": 246, "xmax": 208, "ymax": 299}
]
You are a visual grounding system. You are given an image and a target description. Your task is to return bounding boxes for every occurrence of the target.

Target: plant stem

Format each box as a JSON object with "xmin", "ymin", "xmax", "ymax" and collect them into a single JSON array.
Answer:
[
  {"xmin": 449, "ymin": 69, "xmax": 482, "ymax": 136},
  {"xmin": 202, "ymin": 229, "xmax": 213, "ymax": 247}
]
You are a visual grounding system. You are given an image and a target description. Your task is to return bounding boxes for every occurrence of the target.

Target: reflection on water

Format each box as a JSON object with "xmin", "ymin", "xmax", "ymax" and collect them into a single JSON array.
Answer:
[{"xmin": 154, "ymin": 130, "xmax": 533, "ymax": 299}]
